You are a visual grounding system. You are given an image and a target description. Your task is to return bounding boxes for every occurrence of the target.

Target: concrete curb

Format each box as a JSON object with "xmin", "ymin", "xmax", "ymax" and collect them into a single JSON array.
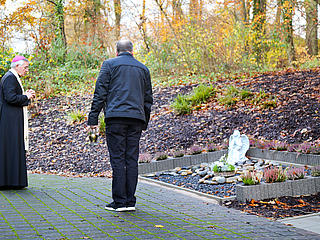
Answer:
[
  {"xmin": 139, "ymin": 148, "xmax": 320, "ymax": 175},
  {"xmin": 247, "ymin": 148, "xmax": 320, "ymax": 166},
  {"xmin": 138, "ymin": 150, "xmax": 227, "ymax": 175},
  {"xmin": 236, "ymin": 177, "xmax": 320, "ymax": 202}
]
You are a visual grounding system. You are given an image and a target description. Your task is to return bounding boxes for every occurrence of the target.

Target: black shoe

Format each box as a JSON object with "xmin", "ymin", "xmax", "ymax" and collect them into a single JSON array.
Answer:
[{"xmin": 105, "ymin": 202, "xmax": 127, "ymax": 212}]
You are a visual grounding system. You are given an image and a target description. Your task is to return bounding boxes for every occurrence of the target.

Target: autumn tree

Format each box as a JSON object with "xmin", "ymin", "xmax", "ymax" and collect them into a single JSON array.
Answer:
[{"xmin": 305, "ymin": 0, "xmax": 318, "ymax": 56}]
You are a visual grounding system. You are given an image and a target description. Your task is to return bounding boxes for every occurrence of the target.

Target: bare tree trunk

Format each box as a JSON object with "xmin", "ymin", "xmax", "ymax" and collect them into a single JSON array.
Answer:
[
  {"xmin": 114, "ymin": 0, "xmax": 121, "ymax": 40},
  {"xmin": 281, "ymin": 0, "xmax": 295, "ymax": 63},
  {"xmin": 305, "ymin": 0, "xmax": 318, "ymax": 56},
  {"xmin": 138, "ymin": 0, "xmax": 150, "ymax": 51},
  {"xmin": 47, "ymin": 0, "xmax": 67, "ymax": 49},
  {"xmin": 172, "ymin": 0, "xmax": 183, "ymax": 20},
  {"xmin": 274, "ymin": 0, "xmax": 281, "ymax": 26}
]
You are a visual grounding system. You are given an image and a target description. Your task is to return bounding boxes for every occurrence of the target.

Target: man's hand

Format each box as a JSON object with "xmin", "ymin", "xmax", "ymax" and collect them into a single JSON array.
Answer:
[{"xmin": 25, "ymin": 89, "xmax": 36, "ymax": 99}]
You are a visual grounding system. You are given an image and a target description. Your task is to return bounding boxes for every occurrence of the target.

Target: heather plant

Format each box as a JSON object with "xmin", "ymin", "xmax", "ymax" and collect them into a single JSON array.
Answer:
[
  {"xmin": 172, "ymin": 149, "xmax": 185, "ymax": 158},
  {"xmin": 311, "ymin": 166, "xmax": 320, "ymax": 177},
  {"xmin": 264, "ymin": 166, "xmax": 286, "ymax": 183},
  {"xmin": 295, "ymin": 142, "xmax": 313, "ymax": 154},
  {"xmin": 206, "ymin": 143, "xmax": 219, "ymax": 152},
  {"xmin": 189, "ymin": 145, "xmax": 203, "ymax": 155},
  {"xmin": 287, "ymin": 143, "xmax": 299, "ymax": 152},
  {"xmin": 242, "ymin": 171, "xmax": 262, "ymax": 185},
  {"xmin": 310, "ymin": 144, "xmax": 320, "ymax": 155},
  {"xmin": 139, "ymin": 153, "xmax": 152, "ymax": 164},
  {"xmin": 270, "ymin": 140, "xmax": 288, "ymax": 151},
  {"xmin": 286, "ymin": 167, "xmax": 306, "ymax": 180},
  {"xmin": 154, "ymin": 152, "xmax": 168, "ymax": 161}
]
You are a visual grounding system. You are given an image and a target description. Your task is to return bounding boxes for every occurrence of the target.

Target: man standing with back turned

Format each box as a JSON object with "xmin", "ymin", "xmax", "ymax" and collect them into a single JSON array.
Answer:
[{"xmin": 88, "ymin": 40, "xmax": 153, "ymax": 212}]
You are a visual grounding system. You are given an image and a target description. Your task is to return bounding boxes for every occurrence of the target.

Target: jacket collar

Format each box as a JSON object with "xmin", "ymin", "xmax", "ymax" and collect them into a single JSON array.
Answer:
[{"xmin": 118, "ymin": 52, "xmax": 133, "ymax": 57}]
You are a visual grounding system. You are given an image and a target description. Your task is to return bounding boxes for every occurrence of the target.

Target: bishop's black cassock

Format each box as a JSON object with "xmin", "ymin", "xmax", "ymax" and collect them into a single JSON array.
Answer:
[{"xmin": 0, "ymin": 71, "xmax": 29, "ymax": 189}]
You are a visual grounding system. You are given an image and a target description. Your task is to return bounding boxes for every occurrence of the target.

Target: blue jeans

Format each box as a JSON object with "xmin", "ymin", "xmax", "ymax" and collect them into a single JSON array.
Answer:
[{"xmin": 106, "ymin": 122, "xmax": 142, "ymax": 206}]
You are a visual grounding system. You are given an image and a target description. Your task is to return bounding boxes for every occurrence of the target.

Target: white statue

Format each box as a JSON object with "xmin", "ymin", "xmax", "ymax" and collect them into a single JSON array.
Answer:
[{"xmin": 226, "ymin": 130, "xmax": 249, "ymax": 165}]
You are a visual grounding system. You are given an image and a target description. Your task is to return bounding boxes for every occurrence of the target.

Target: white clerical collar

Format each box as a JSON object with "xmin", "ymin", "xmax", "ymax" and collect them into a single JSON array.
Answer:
[{"xmin": 9, "ymin": 68, "xmax": 20, "ymax": 80}]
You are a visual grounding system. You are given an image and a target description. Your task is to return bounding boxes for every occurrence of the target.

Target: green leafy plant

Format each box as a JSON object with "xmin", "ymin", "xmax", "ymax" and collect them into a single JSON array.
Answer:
[
  {"xmin": 239, "ymin": 89, "xmax": 254, "ymax": 100},
  {"xmin": 190, "ymin": 84, "xmax": 214, "ymax": 105},
  {"xmin": 242, "ymin": 171, "xmax": 262, "ymax": 185},
  {"xmin": 66, "ymin": 110, "xmax": 85, "ymax": 123},
  {"xmin": 99, "ymin": 115, "xmax": 106, "ymax": 136},
  {"xmin": 171, "ymin": 94, "xmax": 192, "ymax": 115},
  {"xmin": 171, "ymin": 84, "xmax": 215, "ymax": 115}
]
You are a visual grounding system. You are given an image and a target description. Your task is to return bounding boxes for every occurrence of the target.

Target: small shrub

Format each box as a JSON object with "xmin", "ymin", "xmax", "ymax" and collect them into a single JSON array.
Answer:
[
  {"xmin": 286, "ymin": 167, "xmax": 306, "ymax": 180},
  {"xmin": 171, "ymin": 94, "xmax": 192, "ymax": 115},
  {"xmin": 311, "ymin": 165, "xmax": 320, "ymax": 177},
  {"xmin": 295, "ymin": 142, "xmax": 313, "ymax": 154},
  {"xmin": 239, "ymin": 89, "xmax": 254, "ymax": 100},
  {"xmin": 262, "ymin": 99, "xmax": 277, "ymax": 109},
  {"xmin": 67, "ymin": 110, "xmax": 85, "ymax": 123},
  {"xmin": 172, "ymin": 150, "xmax": 184, "ymax": 158},
  {"xmin": 171, "ymin": 84, "xmax": 214, "ymax": 115},
  {"xmin": 189, "ymin": 145, "xmax": 203, "ymax": 155},
  {"xmin": 155, "ymin": 152, "xmax": 168, "ymax": 161},
  {"xmin": 213, "ymin": 163, "xmax": 234, "ymax": 172},
  {"xmin": 190, "ymin": 84, "xmax": 214, "ymax": 105},
  {"xmin": 242, "ymin": 171, "xmax": 261, "ymax": 185},
  {"xmin": 139, "ymin": 153, "xmax": 152, "ymax": 163},
  {"xmin": 251, "ymin": 89, "xmax": 268, "ymax": 105},
  {"xmin": 310, "ymin": 144, "xmax": 320, "ymax": 155},
  {"xmin": 217, "ymin": 85, "xmax": 240, "ymax": 106},
  {"xmin": 269, "ymin": 140, "xmax": 288, "ymax": 151},
  {"xmin": 213, "ymin": 164, "xmax": 220, "ymax": 173},
  {"xmin": 264, "ymin": 166, "xmax": 286, "ymax": 183}
]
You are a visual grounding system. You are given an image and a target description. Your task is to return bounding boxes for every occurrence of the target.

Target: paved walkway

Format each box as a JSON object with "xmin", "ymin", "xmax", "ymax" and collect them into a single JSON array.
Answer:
[{"xmin": 0, "ymin": 174, "xmax": 319, "ymax": 240}]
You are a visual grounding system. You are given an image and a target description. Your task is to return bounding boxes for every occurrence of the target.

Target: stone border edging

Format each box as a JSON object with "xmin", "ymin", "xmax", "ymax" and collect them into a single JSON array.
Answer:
[
  {"xmin": 138, "ymin": 148, "xmax": 320, "ymax": 203},
  {"xmin": 236, "ymin": 177, "xmax": 320, "ymax": 202},
  {"xmin": 138, "ymin": 150, "xmax": 227, "ymax": 175},
  {"xmin": 139, "ymin": 175, "xmax": 235, "ymax": 204},
  {"xmin": 247, "ymin": 148, "xmax": 320, "ymax": 166}
]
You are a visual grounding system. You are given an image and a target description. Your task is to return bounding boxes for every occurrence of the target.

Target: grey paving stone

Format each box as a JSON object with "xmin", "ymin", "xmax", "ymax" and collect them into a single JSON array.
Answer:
[{"xmin": 1, "ymin": 173, "xmax": 319, "ymax": 240}]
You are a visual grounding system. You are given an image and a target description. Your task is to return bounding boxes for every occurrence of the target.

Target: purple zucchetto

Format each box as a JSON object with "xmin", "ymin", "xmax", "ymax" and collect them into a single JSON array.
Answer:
[{"xmin": 11, "ymin": 55, "xmax": 27, "ymax": 63}]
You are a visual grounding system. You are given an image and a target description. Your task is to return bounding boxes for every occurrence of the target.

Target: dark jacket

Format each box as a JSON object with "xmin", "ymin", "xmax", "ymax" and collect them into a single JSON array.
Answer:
[{"xmin": 88, "ymin": 52, "xmax": 153, "ymax": 129}]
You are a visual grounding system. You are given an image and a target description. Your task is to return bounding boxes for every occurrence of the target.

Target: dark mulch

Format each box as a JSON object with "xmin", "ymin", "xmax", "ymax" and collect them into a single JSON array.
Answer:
[
  {"xmin": 223, "ymin": 193, "xmax": 320, "ymax": 220},
  {"xmin": 26, "ymin": 68, "xmax": 320, "ymax": 218},
  {"xmin": 28, "ymin": 68, "xmax": 320, "ymax": 174}
]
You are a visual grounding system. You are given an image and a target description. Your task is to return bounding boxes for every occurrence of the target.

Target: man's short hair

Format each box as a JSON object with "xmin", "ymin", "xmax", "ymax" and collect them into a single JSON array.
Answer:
[{"xmin": 116, "ymin": 40, "xmax": 133, "ymax": 53}]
